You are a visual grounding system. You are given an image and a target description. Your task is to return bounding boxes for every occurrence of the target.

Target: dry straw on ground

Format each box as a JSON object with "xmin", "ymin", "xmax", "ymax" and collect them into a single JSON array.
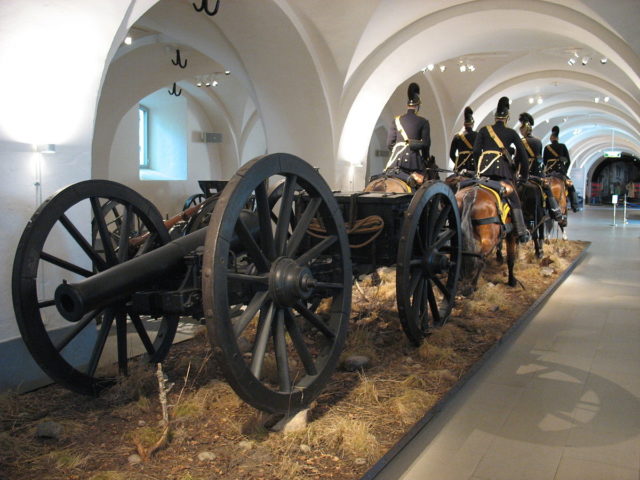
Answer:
[{"xmin": 0, "ymin": 239, "xmax": 587, "ymax": 480}]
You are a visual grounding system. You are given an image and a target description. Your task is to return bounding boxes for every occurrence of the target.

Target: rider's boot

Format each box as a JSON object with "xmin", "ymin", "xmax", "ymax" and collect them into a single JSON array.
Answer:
[
  {"xmin": 545, "ymin": 189, "xmax": 563, "ymax": 221},
  {"xmin": 511, "ymin": 207, "xmax": 531, "ymax": 243},
  {"xmin": 568, "ymin": 185, "xmax": 579, "ymax": 212}
]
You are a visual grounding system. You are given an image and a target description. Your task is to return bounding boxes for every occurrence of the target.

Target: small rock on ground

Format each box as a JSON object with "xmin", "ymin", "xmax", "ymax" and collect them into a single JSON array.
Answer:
[
  {"xmin": 128, "ymin": 454, "xmax": 142, "ymax": 465},
  {"xmin": 197, "ymin": 451, "xmax": 217, "ymax": 462},
  {"xmin": 271, "ymin": 409, "xmax": 308, "ymax": 433},
  {"xmin": 238, "ymin": 440, "xmax": 254, "ymax": 451},
  {"xmin": 343, "ymin": 355, "xmax": 371, "ymax": 372},
  {"xmin": 36, "ymin": 421, "xmax": 63, "ymax": 439}
]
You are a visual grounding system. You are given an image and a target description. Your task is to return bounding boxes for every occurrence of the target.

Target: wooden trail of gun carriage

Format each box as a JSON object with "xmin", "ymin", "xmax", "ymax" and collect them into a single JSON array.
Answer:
[{"xmin": 12, "ymin": 153, "xmax": 463, "ymax": 414}]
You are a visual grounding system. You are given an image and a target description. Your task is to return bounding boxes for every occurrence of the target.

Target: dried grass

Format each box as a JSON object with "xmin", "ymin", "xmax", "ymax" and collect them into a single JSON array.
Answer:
[
  {"xmin": 417, "ymin": 344, "xmax": 461, "ymax": 367},
  {"xmin": 387, "ymin": 389, "xmax": 437, "ymax": 425},
  {"xmin": 47, "ymin": 448, "xmax": 89, "ymax": 470},
  {"xmin": 304, "ymin": 415, "xmax": 380, "ymax": 460}
]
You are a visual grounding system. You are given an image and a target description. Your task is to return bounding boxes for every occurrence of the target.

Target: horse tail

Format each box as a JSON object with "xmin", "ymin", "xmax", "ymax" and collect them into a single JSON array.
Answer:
[{"xmin": 458, "ymin": 187, "xmax": 482, "ymax": 283}]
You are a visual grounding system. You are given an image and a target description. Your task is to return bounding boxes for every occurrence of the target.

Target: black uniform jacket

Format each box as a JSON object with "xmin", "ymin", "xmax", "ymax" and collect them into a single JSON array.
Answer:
[
  {"xmin": 472, "ymin": 121, "xmax": 528, "ymax": 183},
  {"xmin": 386, "ymin": 109, "xmax": 431, "ymax": 173},
  {"xmin": 543, "ymin": 140, "xmax": 570, "ymax": 175},
  {"xmin": 449, "ymin": 128, "xmax": 478, "ymax": 172},
  {"xmin": 520, "ymin": 134, "xmax": 544, "ymax": 176}
]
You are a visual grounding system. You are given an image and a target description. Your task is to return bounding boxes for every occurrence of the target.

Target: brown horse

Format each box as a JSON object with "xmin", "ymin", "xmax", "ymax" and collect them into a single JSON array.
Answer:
[
  {"xmin": 455, "ymin": 184, "xmax": 518, "ymax": 294},
  {"xmin": 364, "ymin": 176, "xmax": 412, "ymax": 193},
  {"xmin": 546, "ymin": 175, "xmax": 568, "ymax": 240}
]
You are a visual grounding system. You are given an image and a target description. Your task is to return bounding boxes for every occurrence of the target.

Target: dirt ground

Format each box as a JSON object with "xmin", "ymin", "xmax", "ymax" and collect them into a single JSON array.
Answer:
[{"xmin": 0, "ymin": 239, "xmax": 588, "ymax": 480}]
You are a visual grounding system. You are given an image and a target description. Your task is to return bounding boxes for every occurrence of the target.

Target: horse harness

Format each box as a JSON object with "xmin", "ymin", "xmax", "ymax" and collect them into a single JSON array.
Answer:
[{"xmin": 460, "ymin": 178, "xmax": 511, "ymax": 228}]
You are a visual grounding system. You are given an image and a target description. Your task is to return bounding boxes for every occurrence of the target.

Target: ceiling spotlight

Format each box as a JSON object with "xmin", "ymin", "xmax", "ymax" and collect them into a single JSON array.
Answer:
[
  {"xmin": 537, "ymin": 97, "xmax": 543, "ymax": 104},
  {"xmin": 600, "ymin": 57, "xmax": 607, "ymax": 64},
  {"xmin": 212, "ymin": 80, "xmax": 219, "ymax": 87},
  {"xmin": 604, "ymin": 96, "xmax": 610, "ymax": 102},
  {"xmin": 459, "ymin": 65, "xmax": 466, "ymax": 72},
  {"xmin": 224, "ymin": 70, "xmax": 231, "ymax": 75},
  {"xmin": 205, "ymin": 81, "xmax": 211, "ymax": 87},
  {"xmin": 426, "ymin": 64, "xmax": 434, "ymax": 71},
  {"xmin": 528, "ymin": 97, "xmax": 534, "ymax": 104},
  {"xmin": 468, "ymin": 64, "xmax": 475, "ymax": 72},
  {"xmin": 594, "ymin": 96, "xmax": 600, "ymax": 103},
  {"xmin": 581, "ymin": 56, "xmax": 590, "ymax": 65},
  {"xmin": 573, "ymin": 51, "xmax": 580, "ymax": 58},
  {"xmin": 439, "ymin": 65, "xmax": 446, "ymax": 72},
  {"xmin": 196, "ymin": 81, "xmax": 203, "ymax": 87},
  {"xmin": 124, "ymin": 36, "xmax": 132, "ymax": 45},
  {"xmin": 567, "ymin": 58, "xmax": 576, "ymax": 66}
]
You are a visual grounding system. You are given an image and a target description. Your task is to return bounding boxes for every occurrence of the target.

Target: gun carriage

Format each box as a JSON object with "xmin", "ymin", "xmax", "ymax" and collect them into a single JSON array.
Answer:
[{"xmin": 12, "ymin": 153, "xmax": 461, "ymax": 414}]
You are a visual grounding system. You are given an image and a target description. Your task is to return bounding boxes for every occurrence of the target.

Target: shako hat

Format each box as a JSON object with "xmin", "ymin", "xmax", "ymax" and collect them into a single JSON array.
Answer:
[
  {"xmin": 495, "ymin": 96, "xmax": 510, "ymax": 118},
  {"xmin": 407, "ymin": 82, "xmax": 421, "ymax": 106},
  {"xmin": 519, "ymin": 112, "xmax": 534, "ymax": 126},
  {"xmin": 463, "ymin": 106, "xmax": 474, "ymax": 125},
  {"xmin": 551, "ymin": 125, "xmax": 560, "ymax": 137}
]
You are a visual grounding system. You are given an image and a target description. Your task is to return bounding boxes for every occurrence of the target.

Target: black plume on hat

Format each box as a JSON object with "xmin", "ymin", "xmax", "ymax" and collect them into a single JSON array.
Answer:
[
  {"xmin": 496, "ymin": 96, "xmax": 510, "ymax": 117},
  {"xmin": 551, "ymin": 125, "xmax": 560, "ymax": 136},
  {"xmin": 519, "ymin": 112, "xmax": 534, "ymax": 126},
  {"xmin": 464, "ymin": 106, "xmax": 474, "ymax": 124},
  {"xmin": 407, "ymin": 82, "xmax": 421, "ymax": 106}
]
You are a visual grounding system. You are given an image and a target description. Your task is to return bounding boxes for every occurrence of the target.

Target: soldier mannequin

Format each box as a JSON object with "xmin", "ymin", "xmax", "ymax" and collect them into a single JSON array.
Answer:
[
  {"xmin": 543, "ymin": 125, "xmax": 579, "ymax": 211},
  {"xmin": 472, "ymin": 96, "xmax": 530, "ymax": 243},
  {"xmin": 385, "ymin": 82, "xmax": 431, "ymax": 187},
  {"xmin": 449, "ymin": 106, "xmax": 477, "ymax": 174},
  {"xmin": 518, "ymin": 112, "xmax": 562, "ymax": 221}
]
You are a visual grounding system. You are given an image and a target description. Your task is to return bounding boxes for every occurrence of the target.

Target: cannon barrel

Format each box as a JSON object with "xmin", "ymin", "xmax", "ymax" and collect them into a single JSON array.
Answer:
[
  {"xmin": 54, "ymin": 227, "xmax": 208, "ymax": 322},
  {"xmin": 54, "ymin": 210, "xmax": 258, "ymax": 322}
]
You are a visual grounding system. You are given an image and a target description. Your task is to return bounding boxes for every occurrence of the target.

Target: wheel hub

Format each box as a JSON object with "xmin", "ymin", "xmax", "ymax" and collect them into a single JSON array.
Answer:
[
  {"xmin": 425, "ymin": 249, "xmax": 450, "ymax": 276},
  {"xmin": 269, "ymin": 257, "xmax": 315, "ymax": 306}
]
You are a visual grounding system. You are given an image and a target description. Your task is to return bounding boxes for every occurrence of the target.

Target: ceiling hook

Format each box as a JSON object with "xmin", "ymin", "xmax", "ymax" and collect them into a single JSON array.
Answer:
[
  {"xmin": 171, "ymin": 49, "xmax": 188, "ymax": 69},
  {"xmin": 193, "ymin": 0, "xmax": 220, "ymax": 16},
  {"xmin": 168, "ymin": 82, "xmax": 182, "ymax": 97}
]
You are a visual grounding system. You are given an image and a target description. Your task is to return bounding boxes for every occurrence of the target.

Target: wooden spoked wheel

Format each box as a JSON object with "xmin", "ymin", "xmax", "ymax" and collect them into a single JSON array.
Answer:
[
  {"xmin": 396, "ymin": 182, "xmax": 461, "ymax": 346},
  {"xmin": 12, "ymin": 180, "xmax": 178, "ymax": 395},
  {"xmin": 203, "ymin": 153, "xmax": 352, "ymax": 414}
]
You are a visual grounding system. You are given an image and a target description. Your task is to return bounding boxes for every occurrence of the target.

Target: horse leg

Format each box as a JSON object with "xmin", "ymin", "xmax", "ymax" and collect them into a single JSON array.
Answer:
[
  {"xmin": 506, "ymin": 235, "xmax": 517, "ymax": 287},
  {"xmin": 496, "ymin": 240, "xmax": 504, "ymax": 264},
  {"xmin": 536, "ymin": 222, "xmax": 545, "ymax": 258}
]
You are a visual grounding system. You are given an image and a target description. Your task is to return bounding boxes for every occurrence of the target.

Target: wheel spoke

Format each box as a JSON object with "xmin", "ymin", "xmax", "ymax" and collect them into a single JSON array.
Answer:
[
  {"xmin": 128, "ymin": 311, "xmax": 157, "ymax": 357},
  {"xmin": 432, "ymin": 228, "xmax": 456, "ymax": 250},
  {"xmin": 255, "ymin": 182, "xmax": 276, "ymax": 260},
  {"xmin": 136, "ymin": 232, "xmax": 158, "ymax": 256},
  {"xmin": 90, "ymin": 197, "xmax": 118, "ymax": 266},
  {"xmin": 408, "ymin": 268, "xmax": 422, "ymax": 297},
  {"xmin": 286, "ymin": 196, "xmax": 322, "ymax": 258},
  {"xmin": 284, "ymin": 309, "xmax": 317, "ymax": 376},
  {"xmin": 296, "ymin": 235, "xmax": 336, "ymax": 266},
  {"xmin": 431, "ymin": 202, "xmax": 452, "ymax": 244},
  {"xmin": 59, "ymin": 214, "xmax": 108, "ymax": 271},
  {"xmin": 233, "ymin": 290, "xmax": 269, "ymax": 337},
  {"xmin": 53, "ymin": 309, "xmax": 100, "ymax": 352},
  {"xmin": 274, "ymin": 174, "xmax": 297, "ymax": 256},
  {"xmin": 227, "ymin": 272, "xmax": 269, "ymax": 285},
  {"xmin": 313, "ymin": 281, "xmax": 343, "ymax": 290},
  {"xmin": 293, "ymin": 302, "xmax": 335, "ymax": 339},
  {"xmin": 86, "ymin": 309, "xmax": 115, "ymax": 377},
  {"xmin": 250, "ymin": 301, "xmax": 275, "ymax": 378},
  {"xmin": 426, "ymin": 280, "xmax": 441, "ymax": 325},
  {"xmin": 116, "ymin": 205, "xmax": 133, "ymax": 263},
  {"xmin": 38, "ymin": 298, "xmax": 56, "ymax": 308},
  {"xmin": 425, "ymin": 197, "xmax": 441, "ymax": 245},
  {"xmin": 431, "ymin": 275, "xmax": 451, "ymax": 300},
  {"xmin": 40, "ymin": 251, "xmax": 94, "ymax": 278},
  {"xmin": 116, "ymin": 311, "xmax": 128, "ymax": 376},
  {"xmin": 273, "ymin": 309, "xmax": 291, "ymax": 392},
  {"xmin": 234, "ymin": 217, "xmax": 270, "ymax": 272}
]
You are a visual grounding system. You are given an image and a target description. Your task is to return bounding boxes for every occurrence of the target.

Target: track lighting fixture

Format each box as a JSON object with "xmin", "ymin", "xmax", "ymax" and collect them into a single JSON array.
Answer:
[
  {"xmin": 581, "ymin": 56, "xmax": 590, "ymax": 66},
  {"xmin": 439, "ymin": 65, "xmax": 446, "ymax": 72},
  {"xmin": 600, "ymin": 57, "xmax": 607, "ymax": 64},
  {"xmin": 567, "ymin": 58, "xmax": 576, "ymax": 66}
]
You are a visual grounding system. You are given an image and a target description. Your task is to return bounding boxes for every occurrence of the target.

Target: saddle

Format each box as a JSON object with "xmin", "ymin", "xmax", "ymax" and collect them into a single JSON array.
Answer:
[{"xmin": 460, "ymin": 178, "xmax": 511, "ymax": 225}]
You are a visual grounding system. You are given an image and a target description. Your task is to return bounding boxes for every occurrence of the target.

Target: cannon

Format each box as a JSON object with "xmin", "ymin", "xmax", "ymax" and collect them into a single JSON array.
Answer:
[{"xmin": 12, "ymin": 153, "xmax": 461, "ymax": 414}]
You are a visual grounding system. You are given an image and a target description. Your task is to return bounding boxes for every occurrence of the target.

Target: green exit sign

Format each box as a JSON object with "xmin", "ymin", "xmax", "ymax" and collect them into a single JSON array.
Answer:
[{"xmin": 604, "ymin": 150, "xmax": 621, "ymax": 158}]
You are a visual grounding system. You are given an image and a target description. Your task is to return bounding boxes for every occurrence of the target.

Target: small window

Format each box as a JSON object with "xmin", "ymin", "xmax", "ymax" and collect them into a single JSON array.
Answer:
[{"xmin": 138, "ymin": 105, "xmax": 149, "ymax": 168}]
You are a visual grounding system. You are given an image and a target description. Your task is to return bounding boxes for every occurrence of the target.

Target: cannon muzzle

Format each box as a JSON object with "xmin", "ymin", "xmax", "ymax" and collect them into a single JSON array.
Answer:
[{"xmin": 54, "ymin": 227, "xmax": 208, "ymax": 321}]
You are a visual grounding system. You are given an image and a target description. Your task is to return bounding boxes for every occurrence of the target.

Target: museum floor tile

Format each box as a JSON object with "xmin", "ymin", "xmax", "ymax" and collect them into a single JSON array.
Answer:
[{"xmin": 375, "ymin": 206, "xmax": 640, "ymax": 480}]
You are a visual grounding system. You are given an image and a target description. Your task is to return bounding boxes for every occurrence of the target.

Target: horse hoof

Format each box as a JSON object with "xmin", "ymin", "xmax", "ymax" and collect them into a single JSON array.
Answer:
[
  {"xmin": 508, "ymin": 279, "xmax": 517, "ymax": 287},
  {"xmin": 535, "ymin": 251, "xmax": 543, "ymax": 259}
]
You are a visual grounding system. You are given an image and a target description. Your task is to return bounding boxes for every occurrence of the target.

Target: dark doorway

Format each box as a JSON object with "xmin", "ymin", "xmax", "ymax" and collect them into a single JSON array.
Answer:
[{"xmin": 588, "ymin": 154, "xmax": 640, "ymax": 204}]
